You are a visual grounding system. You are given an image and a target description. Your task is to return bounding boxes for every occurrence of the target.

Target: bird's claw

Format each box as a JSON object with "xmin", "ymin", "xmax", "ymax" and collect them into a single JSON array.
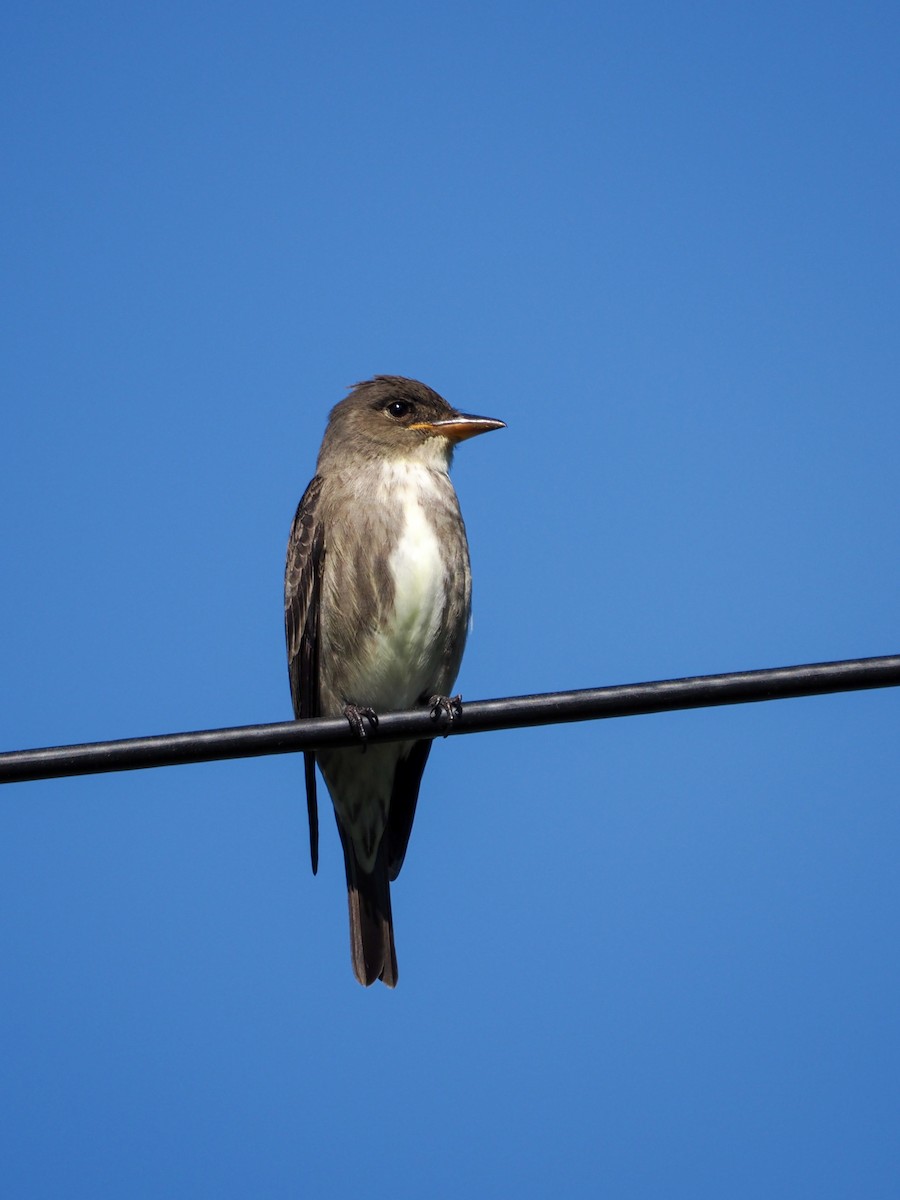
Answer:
[
  {"xmin": 429, "ymin": 694, "xmax": 462, "ymax": 733},
  {"xmin": 343, "ymin": 704, "xmax": 379, "ymax": 744}
]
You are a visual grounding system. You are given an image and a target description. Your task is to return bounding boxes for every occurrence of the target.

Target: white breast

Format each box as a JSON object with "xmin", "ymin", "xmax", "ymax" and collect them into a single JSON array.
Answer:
[{"xmin": 368, "ymin": 462, "xmax": 449, "ymax": 709}]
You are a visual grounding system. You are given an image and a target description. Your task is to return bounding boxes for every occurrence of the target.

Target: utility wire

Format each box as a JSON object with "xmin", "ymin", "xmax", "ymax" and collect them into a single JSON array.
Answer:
[{"xmin": 1, "ymin": 654, "xmax": 898, "ymax": 787}]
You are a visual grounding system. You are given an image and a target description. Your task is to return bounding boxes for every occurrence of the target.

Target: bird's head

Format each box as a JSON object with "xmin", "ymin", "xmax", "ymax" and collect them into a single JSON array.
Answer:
[{"xmin": 317, "ymin": 376, "xmax": 505, "ymax": 470}]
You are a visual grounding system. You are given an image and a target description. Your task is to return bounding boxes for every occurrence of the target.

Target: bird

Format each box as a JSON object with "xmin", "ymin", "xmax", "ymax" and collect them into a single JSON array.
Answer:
[{"xmin": 284, "ymin": 376, "xmax": 505, "ymax": 987}]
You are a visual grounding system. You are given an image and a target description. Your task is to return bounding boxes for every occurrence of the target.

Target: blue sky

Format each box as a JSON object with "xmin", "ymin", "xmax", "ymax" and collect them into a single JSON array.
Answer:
[{"xmin": 2, "ymin": 3, "xmax": 899, "ymax": 1196}]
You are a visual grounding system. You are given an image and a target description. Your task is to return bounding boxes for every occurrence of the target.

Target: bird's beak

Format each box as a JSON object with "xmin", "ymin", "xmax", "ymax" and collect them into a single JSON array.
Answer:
[{"xmin": 410, "ymin": 413, "xmax": 506, "ymax": 443}]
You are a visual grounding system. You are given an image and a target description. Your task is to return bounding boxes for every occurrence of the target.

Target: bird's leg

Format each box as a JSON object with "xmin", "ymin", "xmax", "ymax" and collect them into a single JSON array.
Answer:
[
  {"xmin": 343, "ymin": 703, "xmax": 379, "ymax": 744},
  {"xmin": 428, "ymin": 693, "xmax": 463, "ymax": 730}
]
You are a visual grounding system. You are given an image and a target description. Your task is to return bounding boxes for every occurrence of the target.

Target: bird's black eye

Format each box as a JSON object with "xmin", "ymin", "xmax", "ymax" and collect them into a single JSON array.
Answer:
[{"xmin": 386, "ymin": 400, "xmax": 412, "ymax": 419}]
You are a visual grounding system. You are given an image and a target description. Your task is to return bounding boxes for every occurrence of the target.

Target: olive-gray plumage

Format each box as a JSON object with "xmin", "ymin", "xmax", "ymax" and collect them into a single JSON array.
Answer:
[{"xmin": 285, "ymin": 376, "xmax": 504, "ymax": 986}]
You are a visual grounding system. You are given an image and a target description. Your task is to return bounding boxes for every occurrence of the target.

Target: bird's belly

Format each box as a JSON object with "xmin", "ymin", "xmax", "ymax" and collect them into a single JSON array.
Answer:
[{"xmin": 364, "ymin": 501, "xmax": 450, "ymax": 710}]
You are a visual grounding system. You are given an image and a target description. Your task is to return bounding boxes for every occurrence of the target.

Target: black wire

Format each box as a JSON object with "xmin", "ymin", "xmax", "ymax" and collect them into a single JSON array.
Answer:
[{"xmin": 1, "ymin": 654, "xmax": 898, "ymax": 786}]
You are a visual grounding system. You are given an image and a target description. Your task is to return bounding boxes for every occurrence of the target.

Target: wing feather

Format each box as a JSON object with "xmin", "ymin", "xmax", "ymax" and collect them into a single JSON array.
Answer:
[
  {"xmin": 284, "ymin": 476, "xmax": 326, "ymax": 874},
  {"xmin": 386, "ymin": 740, "xmax": 432, "ymax": 881}
]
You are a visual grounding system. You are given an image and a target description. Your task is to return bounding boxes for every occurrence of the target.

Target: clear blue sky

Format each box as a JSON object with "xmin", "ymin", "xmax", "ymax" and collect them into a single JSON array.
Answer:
[{"xmin": 2, "ymin": 3, "xmax": 899, "ymax": 1197}]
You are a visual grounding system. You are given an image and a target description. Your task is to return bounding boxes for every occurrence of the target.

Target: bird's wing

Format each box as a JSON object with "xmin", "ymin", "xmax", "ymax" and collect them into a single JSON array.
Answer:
[
  {"xmin": 385, "ymin": 739, "xmax": 432, "ymax": 881},
  {"xmin": 284, "ymin": 475, "xmax": 326, "ymax": 874}
]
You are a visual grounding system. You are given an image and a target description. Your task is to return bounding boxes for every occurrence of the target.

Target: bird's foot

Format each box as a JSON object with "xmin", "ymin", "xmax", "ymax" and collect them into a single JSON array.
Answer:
[
  {"xmin": 343, "ymin": 704, "xmax": 379, "ymax": 744},
  {"xmin": 429, "ymin": 694, "xmax": 463, "ymax": 734}
]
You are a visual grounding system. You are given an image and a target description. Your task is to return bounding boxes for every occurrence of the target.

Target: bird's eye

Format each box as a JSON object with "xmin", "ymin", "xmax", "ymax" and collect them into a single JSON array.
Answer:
[{"xmin": 386, "ymin": 400, "xmax": 412, "ymax": 419}]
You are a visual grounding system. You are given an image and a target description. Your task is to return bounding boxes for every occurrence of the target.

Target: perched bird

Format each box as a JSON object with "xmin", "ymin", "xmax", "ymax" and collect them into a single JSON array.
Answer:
[{"xmin": 284, "ymin": 376, "xmax": 505, "ymax": 987}]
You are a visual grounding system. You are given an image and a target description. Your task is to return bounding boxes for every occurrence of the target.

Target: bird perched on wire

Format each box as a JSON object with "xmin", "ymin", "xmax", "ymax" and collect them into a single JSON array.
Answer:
[{"xmin": 284, "ymin": 376, "xmax": 505, "ymax": 987}]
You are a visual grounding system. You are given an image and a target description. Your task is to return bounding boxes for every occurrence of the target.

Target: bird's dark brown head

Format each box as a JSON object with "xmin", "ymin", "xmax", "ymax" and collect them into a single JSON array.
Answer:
[{"xmin": 317, "ymin": 375, "xmax": 505, "ymax": 469}]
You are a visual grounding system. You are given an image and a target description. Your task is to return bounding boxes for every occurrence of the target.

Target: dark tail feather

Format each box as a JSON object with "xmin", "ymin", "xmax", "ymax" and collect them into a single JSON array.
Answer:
[{"xmin": 339, "ymin": 832, "xmax": 398, "ymax": 988}]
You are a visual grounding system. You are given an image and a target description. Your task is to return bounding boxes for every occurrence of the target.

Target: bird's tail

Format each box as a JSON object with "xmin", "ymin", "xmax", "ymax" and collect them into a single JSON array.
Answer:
[{"xmin": 338, "ymin": 832, "xmax": 398, "ymax": 988}]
